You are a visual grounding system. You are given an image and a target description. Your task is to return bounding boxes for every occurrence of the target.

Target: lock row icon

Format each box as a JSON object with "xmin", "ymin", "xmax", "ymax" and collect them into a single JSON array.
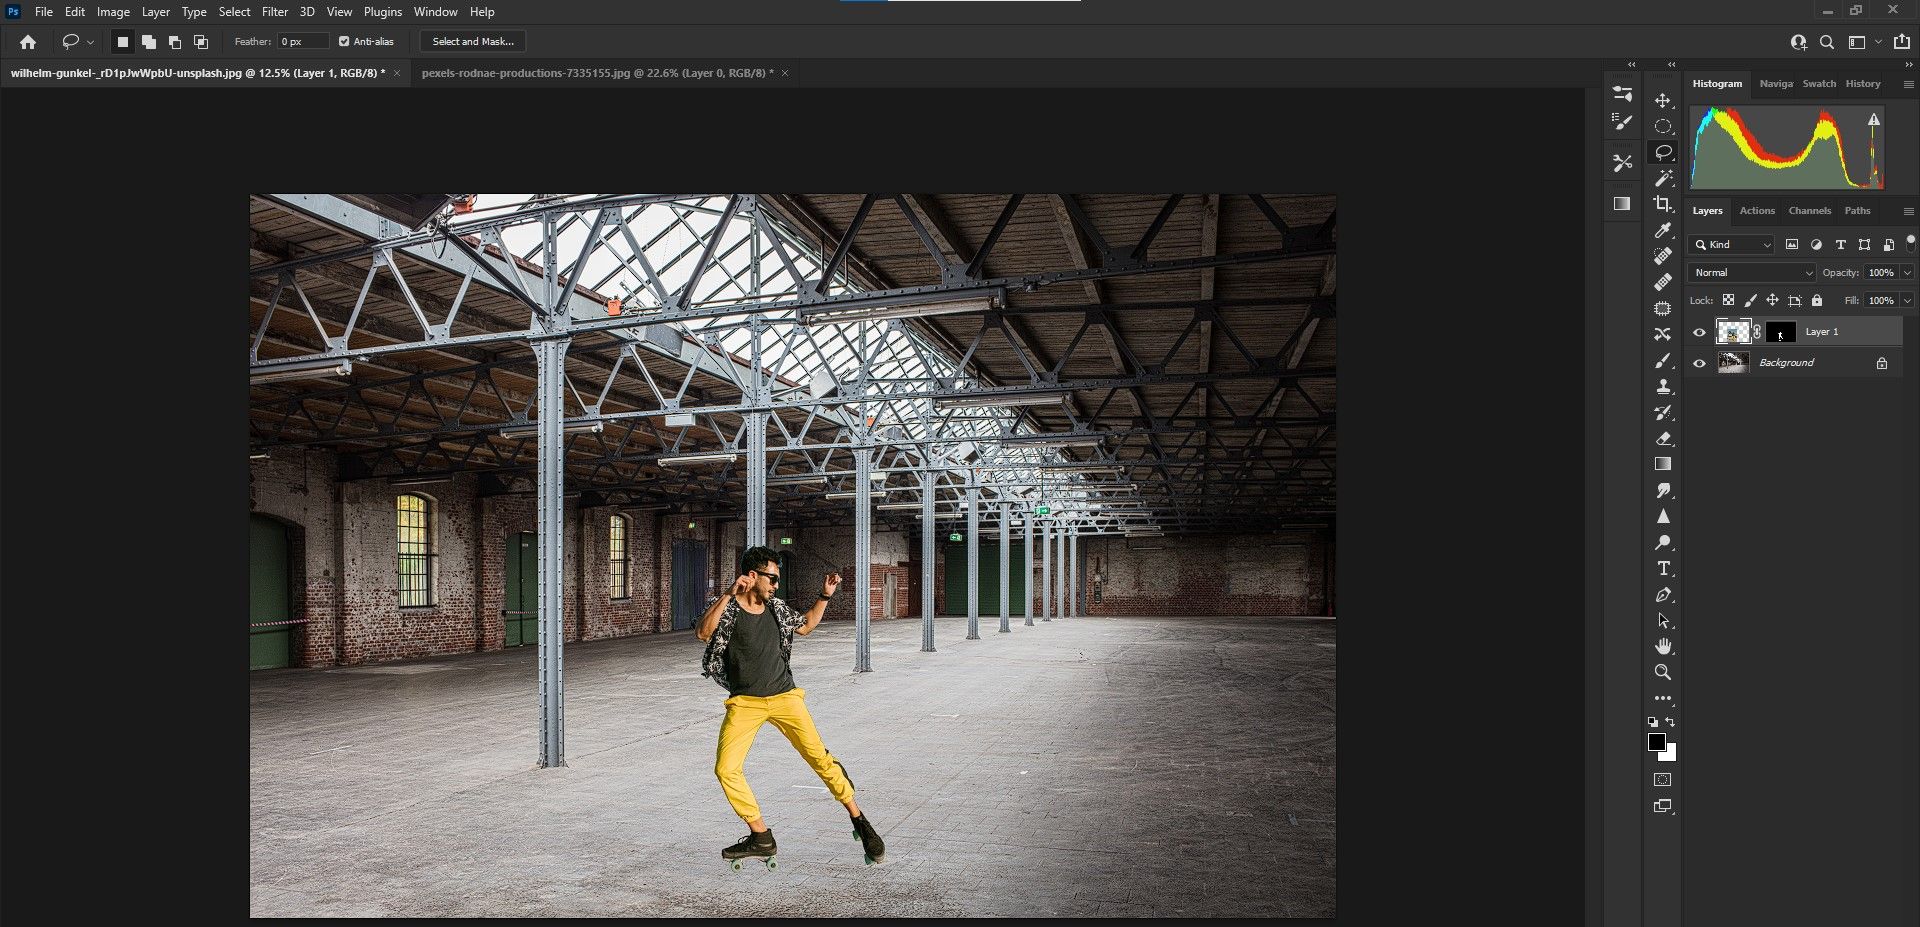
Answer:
[{"xmin": 1877, "ymin": 357, "xmax": 1889, "ymax": 370}]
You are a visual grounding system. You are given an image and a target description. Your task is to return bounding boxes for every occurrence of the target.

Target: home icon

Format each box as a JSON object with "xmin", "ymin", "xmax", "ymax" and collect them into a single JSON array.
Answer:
[{"xmin": 18, "ymin": 33, "xmax": 35, "ymax": 50}]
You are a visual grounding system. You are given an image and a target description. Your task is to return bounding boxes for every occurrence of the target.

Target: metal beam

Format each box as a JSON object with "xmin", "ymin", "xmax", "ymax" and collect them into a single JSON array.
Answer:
[
  {"xmin": 1070, "ymin": 528, "xmax": 1080, "ymax": 619},
  {"xmin": 999, "ymin": 502, "xmax": 1012, "ymax": 633},
  {"xmin": 965, "ymin": 486, "xmax": 981, "ymax": 640},
  {"xmin": 253, "ymin": 207, "xmax": 1332, "ymax": 369},
  {"xmin": 921, "ymin": 469, "xmax": 937, "ymax": 652},
  {"xmin": 1040, "ymin": 520, "xmax": 1052, "ymax": 623},
  {"xmin": 854, "ymin": 447, "xmax": 872, "ymax": 673},
  {"xmin": 534, "ymin": 213, "xmax": 570, "ymax": 769}
]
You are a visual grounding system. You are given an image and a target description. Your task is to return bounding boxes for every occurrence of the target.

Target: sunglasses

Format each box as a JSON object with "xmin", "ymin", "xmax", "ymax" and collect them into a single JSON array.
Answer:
[{"xmin": 754, "ymin": 571, "xmax": 781, "ymax": 586}]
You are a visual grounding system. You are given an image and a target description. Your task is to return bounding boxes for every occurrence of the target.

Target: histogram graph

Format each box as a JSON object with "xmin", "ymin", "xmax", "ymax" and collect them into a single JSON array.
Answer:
[{"xmin": 1688, "ymin": 105, "xmax": 1886, "ymax": 191}]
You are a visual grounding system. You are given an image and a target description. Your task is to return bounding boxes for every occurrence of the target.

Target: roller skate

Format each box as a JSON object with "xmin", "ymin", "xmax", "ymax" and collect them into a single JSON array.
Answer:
[
  {"xmin": 721, "ymin": 828, "xmax": 778, "ymax": 871},
  {"xmin": 850, "ymin": 812, "xmax": 886, "ymax": 865}
]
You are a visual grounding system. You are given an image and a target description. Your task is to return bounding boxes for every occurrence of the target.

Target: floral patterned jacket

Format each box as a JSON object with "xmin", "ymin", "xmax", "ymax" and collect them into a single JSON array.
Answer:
[{"xmin": 699, "ymin": 595, "xmax": 806, "ymax": 691}]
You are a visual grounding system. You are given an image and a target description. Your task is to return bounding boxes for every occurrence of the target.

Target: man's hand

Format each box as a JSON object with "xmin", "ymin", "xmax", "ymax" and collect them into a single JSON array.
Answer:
[
  {"xmin": 821, "ymin": 572, "xmax": 842, "ymax": 597},
  {"xmin": 730, "ymin": 574, "xmax": 754, "ymax": 596}
]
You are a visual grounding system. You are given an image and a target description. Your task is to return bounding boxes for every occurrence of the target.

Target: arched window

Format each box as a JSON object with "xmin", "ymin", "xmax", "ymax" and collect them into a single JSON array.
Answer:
[
  {"xmin": 609, "ymin": 514, "xmax": 630, "ymax": 599},
  {"xmin": 397, "ymin": 494, "xmax": 436, "ymax": 607}
]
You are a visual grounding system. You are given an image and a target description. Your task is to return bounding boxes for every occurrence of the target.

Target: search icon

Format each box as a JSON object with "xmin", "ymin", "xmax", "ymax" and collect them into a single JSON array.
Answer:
[
  {"xmin": 1655, "ymin": 664, "xmax": 1673, "ymax": 681},
  {"xmin": 1694, "ymin": 239, "xmax": 1707, "ymax": 251},
  {"xmin": 1819, "ymin": 34, "xmax": 1834, "ymax": 49},
  {"xmin": 1790, "ymin": 34, "xmax": 1807, "ymax": 51},
  {"xmin": 61, "ymin": 33, "xmax": 79, "ymax": 49}
]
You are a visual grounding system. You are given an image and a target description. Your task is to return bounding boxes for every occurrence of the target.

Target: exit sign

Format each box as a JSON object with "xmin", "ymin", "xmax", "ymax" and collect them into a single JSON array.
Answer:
[
  {"xmin": 780, "ymin": 537, "xmax": 792, "ymax": 545},
  {"xmin": 1036, "ymin": 505, "xmax": 1051, "ymax": 515},
  {"xmin": 948, "ymin": 532, "xmax": 963, "ymax": 542}
]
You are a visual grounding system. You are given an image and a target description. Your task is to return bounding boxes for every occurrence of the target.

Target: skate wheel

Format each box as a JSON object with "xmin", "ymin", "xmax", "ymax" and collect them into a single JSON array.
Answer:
[
  {"xmin": 864, "ymin": 855, "xmax": 876, "ymax": 866},
  {"xmin": 853, "ymin": 830, "xmax": 862, "ymax": 840},
  {"xmin": 764, "ymin": 857, "xmax": 778, "ymax": 871},
  {"xmin": 730, "ymin": 859, "xmax": 742, "ymax": 871}
]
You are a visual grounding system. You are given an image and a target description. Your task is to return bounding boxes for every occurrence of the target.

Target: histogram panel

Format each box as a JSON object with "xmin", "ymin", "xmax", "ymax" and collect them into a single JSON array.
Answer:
[{"xmin": 1688, "ymin": 105, "xmax": 1886, "ymax": 191}]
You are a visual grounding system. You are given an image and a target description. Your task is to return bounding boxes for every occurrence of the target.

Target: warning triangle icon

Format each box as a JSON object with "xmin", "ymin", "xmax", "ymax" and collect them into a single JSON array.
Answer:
[{"xmin": 1657, "ymin": 509, "xmax": 1671, "ymax": 524}]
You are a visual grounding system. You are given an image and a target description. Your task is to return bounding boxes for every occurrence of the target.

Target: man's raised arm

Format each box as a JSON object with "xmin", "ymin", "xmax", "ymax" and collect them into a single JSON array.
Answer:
[
  {"xmin": 696, "ymin": 574, "xmax": 752, "ymax": 641},
  {"xmin": 795, "ymin": 571, "xmax": 843, "ymax": 636}
]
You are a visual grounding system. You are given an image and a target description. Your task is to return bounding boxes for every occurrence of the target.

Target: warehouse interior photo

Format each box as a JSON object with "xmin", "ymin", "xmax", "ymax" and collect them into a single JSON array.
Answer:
[{"xmin": 248, "ymin": 192, "xmax": 1336, "ymax": 917}]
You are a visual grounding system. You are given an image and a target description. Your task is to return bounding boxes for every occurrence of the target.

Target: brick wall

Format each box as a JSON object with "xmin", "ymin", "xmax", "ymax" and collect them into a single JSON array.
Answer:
[
  {"xmin": 251, "ymin": 450, "xmax": 1327, "ymax": 670},
  {"xmin": 783, "ymin": 524, "xmax": 915, "ymax": 622},
  {"xmin": 660, "ymin": 515, "xmax": 721, "ymax": 630},
  {"xmin": 251, "ymin": 450, "xmax": 697, "ymax": 669},
  {"xmin": 249, "ymin": 449, "xmax": 342, "ymax": 667},
  {"xmin": 578, "ymin": 505, "xmax": 664, "ymax": 639},
  {"xmin": 1078, "ymin": 531, "xmax": 1331, "ymax": 617},
  {"xmin": 336, "ymin": 476, "xmax": 486, "ymax": 664}
]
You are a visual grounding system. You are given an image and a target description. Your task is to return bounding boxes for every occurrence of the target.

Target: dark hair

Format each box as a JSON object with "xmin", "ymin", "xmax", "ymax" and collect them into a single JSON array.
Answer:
[{"xmin": 741, "ymin": 545, "xmax": 780, "ymax": 575}]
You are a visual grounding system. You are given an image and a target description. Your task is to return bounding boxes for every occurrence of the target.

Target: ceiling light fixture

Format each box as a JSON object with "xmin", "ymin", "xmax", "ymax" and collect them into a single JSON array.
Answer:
[
  {"xmin": 657, "ymin": 451, "xmax": 740, "ymax": 466},
  {"xmin": 1038, "ymin": 462, "xmax": 1123, "ymax": 472},
  {"xmin": 500, "ymin": 421, "xmax": 605, "ymax": 439},
  {"xmin": 796, "ymin": 289, "xmax": 1006, "ymax": 327},
  {"xmin": 995, "ymin": 433, "xmax": 1105, "ymax": 449},
  {"xmin": 933, "ymin": 392, "xmax": 1067, "ymax": 412},
  {"xmin": 250, "ymin": 357, "xmax": 353, "ymax": 384}
]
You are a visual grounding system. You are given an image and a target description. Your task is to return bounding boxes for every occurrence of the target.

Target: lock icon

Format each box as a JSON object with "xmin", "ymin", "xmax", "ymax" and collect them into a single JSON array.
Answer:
[
  {"xmin": 1811, "ymin": 294, "xmax": 1823, "ymax": 307},
  {"xmin": 1876, "ymin": 357, "xmax": 1889, "ymax": 370}
]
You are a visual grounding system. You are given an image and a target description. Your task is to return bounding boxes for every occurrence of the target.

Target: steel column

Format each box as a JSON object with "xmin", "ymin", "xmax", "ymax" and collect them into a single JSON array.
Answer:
[
  {"xmin": 745, "ymin": 411, "xmax": 767, "ymax": 547},
  {"xmin": 1068, "ymin": 528, "xmax": 1079, "ymax": 619},
  {"xmin": 1055, "ymin": 524, "xmax": 1066, "ymax": 620},
  {"xmin": 854, "ymin": 447, "xmax": 872, "ymax": 673},
  {"xmin": 533, "ymin": 339, "xmax": 571, "ymax": 768},
  {"xmin": 532, "ymin": 213, "xmax": 571, "ymax": 768},
  {"xmin": 921, "ymin": 470, "xmax": 937, "ymax": 652},
  {"xmin": 998, "ymin": 502, "xmax": 1011, "ymax": 633},
  {"xmin": 1023, "ymin": 514, "xmax": 1035, "ymax": 627},
  {"xmin": 1061, "ymin": 527, "xmax": 1071, "ymax": 619},
  {"xmin": 1040, "ymin": 520, "xmax": 1052, "ymax": 622},
  {"xmin": 1052, "ymin": 524, "xmax": 1063, "ymax": 620},
  {"xmin": 965, "ymin": 486, "xmax": 980, "ymax": 640}
]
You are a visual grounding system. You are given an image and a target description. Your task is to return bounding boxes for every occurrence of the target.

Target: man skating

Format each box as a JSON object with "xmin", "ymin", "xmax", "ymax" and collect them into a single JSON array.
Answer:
[{"xmin": 695, "ymin": 545, "xmax": 887, "ymax": 868}]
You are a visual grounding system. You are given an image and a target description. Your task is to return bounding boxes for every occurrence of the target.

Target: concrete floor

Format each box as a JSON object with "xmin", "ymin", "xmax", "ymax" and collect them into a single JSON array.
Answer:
[{"xmin": 249, "ymin": 613, "xmax": 1336, "ymax": 917}]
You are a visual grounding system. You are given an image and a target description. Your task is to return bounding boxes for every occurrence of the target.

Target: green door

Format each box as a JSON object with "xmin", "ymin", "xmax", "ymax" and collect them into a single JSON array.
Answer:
[
  {"xmin": 943, "ymin": 541, "xmax": 1026, "ymax": 616},
  {"xmin": 505, "ymin": 532, "xmax": 539, "ymax": 647},
  {"xmin": 249, "ymin": 515, "xmax": 292, "ymax": 670},
  {"xmin": 943, "ymin": 544, "xmax": 967, "ymax": 614}
]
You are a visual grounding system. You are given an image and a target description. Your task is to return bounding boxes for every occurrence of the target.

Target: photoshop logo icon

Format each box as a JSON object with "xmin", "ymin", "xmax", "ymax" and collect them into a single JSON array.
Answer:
[{"xmin": 4, "ymin": 4, "xmax": 22, "ymax": 19}]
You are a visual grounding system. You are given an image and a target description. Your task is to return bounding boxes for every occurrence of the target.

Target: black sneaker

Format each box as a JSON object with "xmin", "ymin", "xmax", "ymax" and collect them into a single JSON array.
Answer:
[
  {"xmin": 722, "ymin": 829, "xmax": 778, "ymax": 871},
  {"xmin": 850, "ymin": 813, "xmax": 886, "ymax": 865}
]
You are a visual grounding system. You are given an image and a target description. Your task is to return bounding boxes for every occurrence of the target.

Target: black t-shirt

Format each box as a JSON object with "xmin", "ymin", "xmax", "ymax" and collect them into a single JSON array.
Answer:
[{"xmin": 722, "ymin": 598, "xmax": 796, "ymax": 698}]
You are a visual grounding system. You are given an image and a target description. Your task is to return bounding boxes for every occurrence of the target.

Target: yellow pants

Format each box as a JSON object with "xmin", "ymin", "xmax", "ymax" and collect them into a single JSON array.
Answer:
[{"xmin": 715, "ymin": 687, "xmax": 855, "ymax": 822}]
